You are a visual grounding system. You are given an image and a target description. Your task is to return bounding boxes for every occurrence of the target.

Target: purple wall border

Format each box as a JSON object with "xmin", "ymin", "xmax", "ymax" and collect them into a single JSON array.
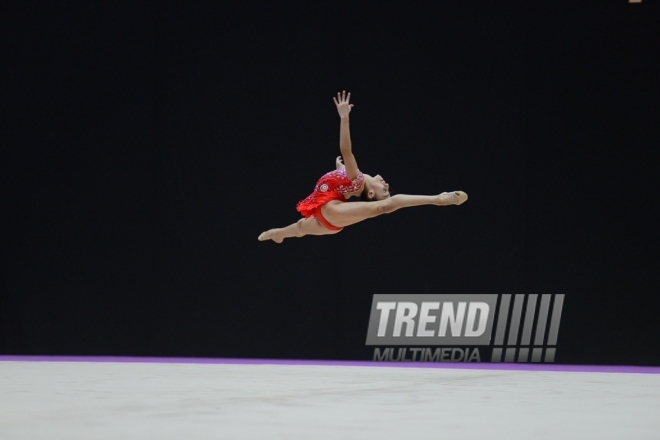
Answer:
[{"xmin": 1, "ymin": 355, "xmax": 659, "ymax": 374}]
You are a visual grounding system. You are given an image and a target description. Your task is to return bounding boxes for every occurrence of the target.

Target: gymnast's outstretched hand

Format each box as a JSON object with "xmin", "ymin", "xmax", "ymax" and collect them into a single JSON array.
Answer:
[{"xmin": 333, "ymin": 91, "xmax": 353, "ymax": 118}]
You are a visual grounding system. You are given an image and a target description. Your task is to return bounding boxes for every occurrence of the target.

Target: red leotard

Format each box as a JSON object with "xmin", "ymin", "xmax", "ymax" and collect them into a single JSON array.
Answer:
[{"xmin": 296, "ymin": 169, "xmax": 365, "ymax": 230}]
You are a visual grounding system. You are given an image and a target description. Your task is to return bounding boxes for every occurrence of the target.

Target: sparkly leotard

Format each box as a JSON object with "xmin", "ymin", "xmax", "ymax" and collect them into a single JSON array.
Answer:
[{"xmin": 296, "ymin": 169, "xmax": 365, "ymax": 230}]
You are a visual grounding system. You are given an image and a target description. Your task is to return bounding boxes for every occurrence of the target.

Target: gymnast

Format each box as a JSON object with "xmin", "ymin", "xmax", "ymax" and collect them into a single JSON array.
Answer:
[{"xmin": 258, "ymin": 91, "xmax": 467, "ymax": 243}]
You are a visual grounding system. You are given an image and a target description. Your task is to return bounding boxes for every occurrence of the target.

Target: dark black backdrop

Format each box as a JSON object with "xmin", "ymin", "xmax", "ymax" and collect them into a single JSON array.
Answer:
[{"xmin": 2, "ymin": 1, "xmax": 659, "ymax": 365}]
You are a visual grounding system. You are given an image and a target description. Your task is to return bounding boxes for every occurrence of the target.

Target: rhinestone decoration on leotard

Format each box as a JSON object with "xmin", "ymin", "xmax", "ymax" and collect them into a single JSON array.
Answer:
[
  {"xmin": 330, "ymin": 169, "xmax": 364, "ymax": 194},
  {"xmin": 296, "ymin": 169, "xmax": 365, "ymax": 218}
]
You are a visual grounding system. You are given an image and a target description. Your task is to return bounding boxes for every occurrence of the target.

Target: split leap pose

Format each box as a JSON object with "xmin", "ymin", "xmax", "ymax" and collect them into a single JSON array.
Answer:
[{"xmin": 258, "ymin": 91, "xmax": 468, "ymax": 243}]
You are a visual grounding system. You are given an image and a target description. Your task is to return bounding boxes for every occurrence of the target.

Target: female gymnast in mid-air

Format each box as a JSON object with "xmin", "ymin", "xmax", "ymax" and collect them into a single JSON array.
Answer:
[{"xmin": 258, "ymin": 91, "xmax": 468, "ymax": 243}]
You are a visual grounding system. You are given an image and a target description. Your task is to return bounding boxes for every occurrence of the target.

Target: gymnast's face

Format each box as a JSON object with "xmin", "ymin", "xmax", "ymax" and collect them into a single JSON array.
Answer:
[{"xmin": 366, "ymin": 174, "xmax": 391, "ymax": 200}]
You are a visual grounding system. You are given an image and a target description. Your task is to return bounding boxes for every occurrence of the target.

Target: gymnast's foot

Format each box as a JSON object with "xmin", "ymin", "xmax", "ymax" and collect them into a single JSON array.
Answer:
[
  {"xmin": 258, "ymin": 229, "xmax": 284, "ymax": 243},
  {"xmin": 438, "ymin": 191, "xmax": 468, "ymax": 206}
]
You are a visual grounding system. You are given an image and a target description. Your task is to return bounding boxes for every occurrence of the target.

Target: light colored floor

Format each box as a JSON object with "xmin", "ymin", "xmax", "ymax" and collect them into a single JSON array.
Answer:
[{"xmin": 1, "ymin": 360, "xmax": 659, "ymax": 440}]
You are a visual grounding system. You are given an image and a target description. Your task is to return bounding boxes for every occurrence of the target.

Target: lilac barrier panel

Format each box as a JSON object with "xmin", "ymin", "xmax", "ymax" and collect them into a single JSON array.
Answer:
[{"xmin": 0, "ymin": 356, "xmax": 659, "ymax": 374}]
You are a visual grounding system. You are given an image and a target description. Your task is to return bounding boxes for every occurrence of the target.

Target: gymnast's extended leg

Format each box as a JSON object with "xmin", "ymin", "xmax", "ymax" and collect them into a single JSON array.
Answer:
[{"xmin": 258, "ymin": 217, "xmax": 340, "ymax": 243}]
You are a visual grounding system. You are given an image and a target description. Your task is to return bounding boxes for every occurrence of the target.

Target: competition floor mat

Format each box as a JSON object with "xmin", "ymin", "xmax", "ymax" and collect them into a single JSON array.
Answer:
[{"xmin": 1, "ymin": 356, "xmax": 659, "ymax": 439}]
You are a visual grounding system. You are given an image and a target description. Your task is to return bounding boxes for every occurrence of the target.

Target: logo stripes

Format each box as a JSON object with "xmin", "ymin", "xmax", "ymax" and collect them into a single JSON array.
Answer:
[{"xmin": 491, "ymin": 294, "xmax": 565, "ymax": 363}]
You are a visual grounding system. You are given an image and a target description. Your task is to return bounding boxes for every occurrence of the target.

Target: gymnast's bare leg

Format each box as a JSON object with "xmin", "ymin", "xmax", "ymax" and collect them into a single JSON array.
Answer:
[{"xmin": 258, "ymin": 217, "xmax": 340, "ymax": 243}]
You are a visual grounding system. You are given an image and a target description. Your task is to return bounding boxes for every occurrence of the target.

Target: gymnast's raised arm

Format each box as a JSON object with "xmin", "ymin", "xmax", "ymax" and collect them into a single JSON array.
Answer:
[{"xmin": 333, "ymin": 91, "xmax": 360, "ymax": 180}]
